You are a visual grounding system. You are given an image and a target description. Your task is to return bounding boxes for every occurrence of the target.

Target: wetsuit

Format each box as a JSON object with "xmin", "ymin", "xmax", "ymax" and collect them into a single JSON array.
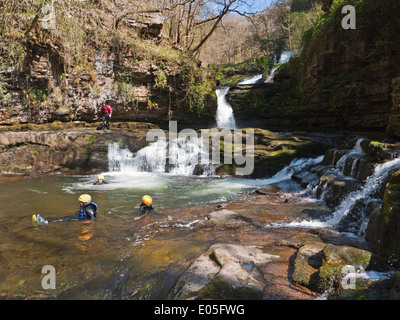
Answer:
[
  {"xmin": 44, "ymin": 202, "xmax": 98, "ymax": 223},
  {"xmin": 76, "ymin": 201, "xmax": 98, "ymax": 220},
  {"xmin": 139, "ymin": 202, "xmax": 154, "ymax": 214},
  {"xmin": 93, "ymin": 180, "xmax": 108, "ymax": 185}
]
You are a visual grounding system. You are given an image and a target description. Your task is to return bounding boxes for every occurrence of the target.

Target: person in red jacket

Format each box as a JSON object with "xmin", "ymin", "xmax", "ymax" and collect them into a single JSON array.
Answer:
[{"xmin": 99, "ymin": 102, "xmax": 112, "ymax": 130}]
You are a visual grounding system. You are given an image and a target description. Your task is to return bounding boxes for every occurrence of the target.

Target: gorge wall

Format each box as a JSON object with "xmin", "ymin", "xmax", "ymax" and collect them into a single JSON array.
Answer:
[
  {"xmin": 0, "ymin": 4, "xmax": 216, "ymax": 130},
  {"xmin": 229, "ymin": 1, "xmax": 400, "ymax": 137}
]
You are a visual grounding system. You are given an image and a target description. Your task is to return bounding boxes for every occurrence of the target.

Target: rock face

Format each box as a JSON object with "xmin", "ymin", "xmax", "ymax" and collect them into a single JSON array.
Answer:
[
  {"xmin": 228, "ymin": 2, "xmax": 400, "ymax": 137},
  {"xmin": 0, "ymin": 4, "xmax": 215, "ymax": 128},
  {"xmin": 204, "ymin": 128, "xmax": 331, "ymax": 178},
  {"xmin": 366, "ymin": 169, "xmax": 400, "ymax": 268},
  {"xmin": 0, "ymin": 122, "xmax": 156, "ymax": 174}
]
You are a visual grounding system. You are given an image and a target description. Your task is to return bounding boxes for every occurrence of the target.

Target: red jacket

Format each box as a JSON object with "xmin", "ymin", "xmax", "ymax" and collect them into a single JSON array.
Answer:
[{"xmin": 100, "ymin": 105, "xmax": 112, "ymax": 116}]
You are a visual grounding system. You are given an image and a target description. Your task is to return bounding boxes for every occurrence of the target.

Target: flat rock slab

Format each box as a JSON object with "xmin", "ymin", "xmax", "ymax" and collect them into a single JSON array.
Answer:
[{"xmin": 168, "ymin": 243, "xmax": 279, "ymax": 299}]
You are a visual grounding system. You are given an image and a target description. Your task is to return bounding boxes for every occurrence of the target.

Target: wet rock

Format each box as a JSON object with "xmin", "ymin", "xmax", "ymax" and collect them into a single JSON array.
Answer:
[
  {"xmin": 318, "ymin": 175, "xmax": 360, "ymax": 208},
  {"xmin": 255, "ymin": 184, "xmax": 282, "ymax": 195},
  {"xmin": 168, "ymin": 243, "xmax": 280, "ymax": 300},
  {"xmin": 336, "ymin": 271, "xmax": 400, "ymax": 300},
  {"xmin": 290, "ymin": 236, "xmax": 326, "ymax": 290},
  {"xmin": 279, "ymin": 234, "xmax": 372, "ymax": 294},
  {"xmin": 197, "ymin": 209, "xmax": 250, "ymax": 230},
  {"xmin": 317, "ymin": 245, "xmax": 372, "ymax": 293}
]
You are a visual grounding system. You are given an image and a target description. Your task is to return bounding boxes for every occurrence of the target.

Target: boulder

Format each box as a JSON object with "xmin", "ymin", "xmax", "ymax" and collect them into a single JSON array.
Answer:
[{"xmin": 168, "ymin": 243, "xmax": 280, "ymax": 300}]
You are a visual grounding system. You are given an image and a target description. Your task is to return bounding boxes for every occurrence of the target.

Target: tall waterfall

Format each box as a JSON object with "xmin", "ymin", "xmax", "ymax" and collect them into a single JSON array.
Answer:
[{"xmin": 216, "ymin": 86, "xmax": 236, "ymax": 129}]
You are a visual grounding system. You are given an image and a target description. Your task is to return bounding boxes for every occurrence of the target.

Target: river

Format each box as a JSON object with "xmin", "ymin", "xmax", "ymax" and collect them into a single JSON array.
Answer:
[{"xmin": 0, "ymin": 150, "xmax": 332, "ymax": 299}]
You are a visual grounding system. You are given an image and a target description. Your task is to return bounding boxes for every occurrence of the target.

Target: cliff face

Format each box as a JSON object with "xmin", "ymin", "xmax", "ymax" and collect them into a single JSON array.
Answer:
[
  {"xmin": 0, "ymin": 4, "xmax": 216, "ymax": 128},
  {"xmin": 230, "ymin": 1, "xmax": 400, "ymax": 136}
]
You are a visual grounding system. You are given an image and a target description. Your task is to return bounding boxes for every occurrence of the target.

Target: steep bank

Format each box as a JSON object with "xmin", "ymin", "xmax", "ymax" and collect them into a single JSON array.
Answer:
[
  {"xmin": 228, "ymin": 1, "xmax": 400, "ymax": 137},
  {"xmin": 0, "ymin": 1, "xmax": 216, "ymax": 129},
  {"xmin": 0, "ymin": 122, "xmax": 156, "ymax": 175}
]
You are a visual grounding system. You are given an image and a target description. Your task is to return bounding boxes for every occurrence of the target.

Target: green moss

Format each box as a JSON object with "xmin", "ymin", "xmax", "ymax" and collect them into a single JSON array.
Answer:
[{"xmin": 196, "ymin": 278, "xmax": 263, "ymax": 300}]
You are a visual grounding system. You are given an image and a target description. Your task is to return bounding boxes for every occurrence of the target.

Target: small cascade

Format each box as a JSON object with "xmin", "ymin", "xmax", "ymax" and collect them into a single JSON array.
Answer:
[
  {"xmin": 327, "ymin": 157, "xmax": 400, "ymax": 229},
  {"xmin": 237, "ymin": 74, "xmax": 262, "ymax": 86},
  {"xmin": 334, "ymin": 138, "xmax": 366, "ymax": 177},
  {"xmin": 286, "ymin": 137, "xmax": 400, "ymax": 238},
  {"xmin": 216, "ymin": 86, "xmax": 236, "ymax": 129},
  {"xmin": 108, "ymin": 142, "xmax": 137, "ymax": 172},
  {"xmin": 265, "ymin": 51, "xmax": 292, "ymax": 83}
]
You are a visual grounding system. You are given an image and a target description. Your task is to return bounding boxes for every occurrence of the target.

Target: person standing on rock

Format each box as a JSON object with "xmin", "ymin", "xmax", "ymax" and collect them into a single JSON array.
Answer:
[{"xmin": 99, "ymin": 101, "xmax": 112, "ymax": 130}]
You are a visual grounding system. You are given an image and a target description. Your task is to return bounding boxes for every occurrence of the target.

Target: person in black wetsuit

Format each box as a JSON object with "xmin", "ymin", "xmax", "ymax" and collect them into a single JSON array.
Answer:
[
  {"xmin": 134, "ymin": 195, "xmax": 155, "ymax": 220},
  {"xmin": 32, "ymin": 194, "xmax": 97, "ymax": 224},
  {"xmin": 93, "ymin": 174, "xmax": 108, "ymax": 185},
  {"xmin": 76, "ymin": 194, "xmax": 97, "ymax": 220}
]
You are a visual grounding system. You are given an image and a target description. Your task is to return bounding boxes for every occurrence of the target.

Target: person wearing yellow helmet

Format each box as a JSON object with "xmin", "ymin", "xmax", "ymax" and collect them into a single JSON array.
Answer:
[
  {"xmin": 76, "ymin": 194, "xmax": 98, "ymax": 220},
  {"xmin": 93, "ymin": 174, "xmax": 108, "ymax": 185},
  {"xmin": 32, "ymin": 194, "xmax": 97, "ymax": 224},
  {"xmin": 133, "ymin": 195, "xmax": 155, "ymax": 220}
]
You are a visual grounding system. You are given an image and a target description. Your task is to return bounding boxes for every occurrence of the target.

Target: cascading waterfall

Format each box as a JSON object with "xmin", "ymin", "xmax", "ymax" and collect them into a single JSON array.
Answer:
[
  {"xmin": 108, "ymin": 136, "xmax": 213, "ymax": 176},
  {"xmin": 267, "ymin": 138, "xmax": 400, "ymax": 237},
  {"xmin": 215, "ymin": 86, "xmax": 236, "ymax": 129},
  {"xmin": 237, "ymin": 74, "xmax": 263, "ymax": 86},
  {"xmin": 335, "ymin": 138, "xmax": 365, "ymax": 173},
  {"xmin": 265, "ymin": 51, "xmax": 292, "ymax": 83},
  {"xmin": 327, "ymin": 156, "xmax": 400, "ymax": 229}
]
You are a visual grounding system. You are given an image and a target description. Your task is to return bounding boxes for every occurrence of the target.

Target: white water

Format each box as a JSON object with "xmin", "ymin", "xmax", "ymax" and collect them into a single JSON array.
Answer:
[
  {"xmin": 267, "ymin": 155, "xmax": 400, "ymax": 232},
  {"xmin": 279, "ymin": 51, "xmax": 292, "ymax": 64},
  {"xmin": 237, "ymin": 74, "xmax": 263, "ymax": 86},
  {"xmin": 265, "ymin": 51, "xmax": 292, "ymax": 83},
  {"xmin": 335, "ymin": 138, "xmax": 365, "ymax": 173},
  {"xmin": 215, "ymin": 86, "xmax": 236, "ymax": 129},
  {"xmin": 108, "ymin": 138, "xmax": 212, "ymax": 176},
  {"xmin": 327, "ymin": 156, "xmax": 400, "ymax": 227}
]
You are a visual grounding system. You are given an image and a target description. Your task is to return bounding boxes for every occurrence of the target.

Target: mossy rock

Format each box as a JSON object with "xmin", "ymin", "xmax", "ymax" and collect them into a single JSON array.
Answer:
[
  {"xmin": 366, "ymin": 174, "xmax": 400, "ymax": 267},
  {"xmin": 317, "ymin": 245, "xmax": 372, "ymax": 293},
  {"xmin": 196, "ymin": 277, "xmax": 263, "ymax": 300},
  {"xmin": 334, "ymin": 271, "xmax": 400, "ymax": 300}
]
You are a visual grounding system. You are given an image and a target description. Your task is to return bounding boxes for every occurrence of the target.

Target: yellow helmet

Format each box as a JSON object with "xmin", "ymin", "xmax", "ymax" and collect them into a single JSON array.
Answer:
[
  {"xmin": 78, "ymin": 194, "xmax": 92, "ymax": 203},
  {"xmin": 97, "ymin": 174, "xmax": 104, "ymax": 180},
  {"xmin": 142, "ymin": 195, "xmax": 152, "ymax": 206}
]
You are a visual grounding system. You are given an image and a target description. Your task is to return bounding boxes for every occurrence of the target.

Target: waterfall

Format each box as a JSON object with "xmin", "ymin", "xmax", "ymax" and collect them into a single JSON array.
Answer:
[
  {"xmin": 326, "ymin": 157, "xmax": 400, "ymax": 228},
  {"xmin": 237, "ymin": 74, "xmax": 263, "ymax": 86},
  {"xmin": 265, "ymin": 51, "xmax": 292, "ymax": 83},
  {"xmin": 216, "ymin": 86, "xmax": 236, "ymax": 129},
  {"xmin": 334, "ymin": 138, "xmax": 365, "ymax": 174},
  {"xmin": 108, "ymin": 137, "xmax": 213, "ymax": 176}
]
